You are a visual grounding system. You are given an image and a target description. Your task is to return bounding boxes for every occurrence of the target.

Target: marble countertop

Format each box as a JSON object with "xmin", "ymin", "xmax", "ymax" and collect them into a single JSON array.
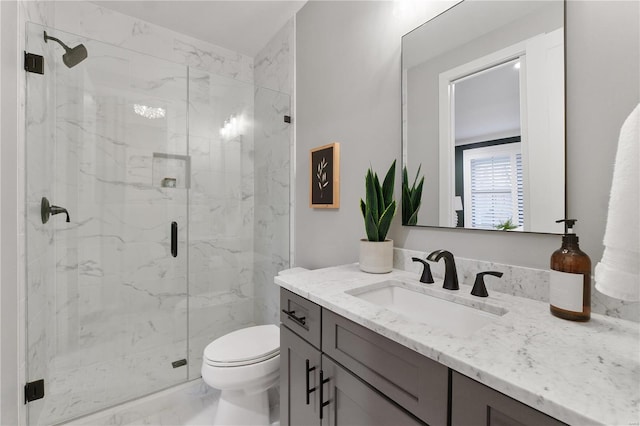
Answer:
[{"xmin": 275, "ymin": 264, "xmax": 640, "ymax": 426}]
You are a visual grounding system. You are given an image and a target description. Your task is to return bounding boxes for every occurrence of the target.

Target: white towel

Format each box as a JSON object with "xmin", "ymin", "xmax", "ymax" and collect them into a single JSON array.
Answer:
[{"xmin": 595, "ymin": 103, "xmax": 640, "ymax": 301}]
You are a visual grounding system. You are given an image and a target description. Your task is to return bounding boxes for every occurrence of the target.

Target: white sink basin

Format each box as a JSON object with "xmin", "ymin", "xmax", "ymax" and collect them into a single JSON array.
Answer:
[{"xmin": 347, "ymin": 280, "xmax": 507, "ymax": 337}]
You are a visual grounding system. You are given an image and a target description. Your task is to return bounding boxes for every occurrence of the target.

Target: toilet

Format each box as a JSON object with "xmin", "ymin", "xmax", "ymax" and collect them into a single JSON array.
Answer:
[{"xmin": 201, "ymin": 324, "xmax": 280, "ymax": 426}]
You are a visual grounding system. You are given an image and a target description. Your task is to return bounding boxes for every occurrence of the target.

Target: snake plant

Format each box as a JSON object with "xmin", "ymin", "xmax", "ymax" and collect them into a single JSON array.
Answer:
[
  {"xmin": 402, "ymin": 165, "xmax": 424, "ymax": 225},
  {"xmin": 360, "ymin": 160, "xmax": 396, "ymax": 242}
]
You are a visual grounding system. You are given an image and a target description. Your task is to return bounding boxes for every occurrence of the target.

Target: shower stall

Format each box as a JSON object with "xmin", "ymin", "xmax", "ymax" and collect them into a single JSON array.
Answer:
[{"xmin": 24, "ymin": 23, "xmax": 290, "ymax": 425}]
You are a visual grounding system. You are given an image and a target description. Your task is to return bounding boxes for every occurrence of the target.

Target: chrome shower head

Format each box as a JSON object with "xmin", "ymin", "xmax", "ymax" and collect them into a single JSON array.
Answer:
[{"xmin": 44, "ymin": 31, "xmax": 87, "ymax": 68}]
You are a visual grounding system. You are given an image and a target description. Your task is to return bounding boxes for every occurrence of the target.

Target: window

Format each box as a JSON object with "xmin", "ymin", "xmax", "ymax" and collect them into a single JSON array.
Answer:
[{"xmin": 463, "ymin": 143, "xmax": 523, "ymax": 230}]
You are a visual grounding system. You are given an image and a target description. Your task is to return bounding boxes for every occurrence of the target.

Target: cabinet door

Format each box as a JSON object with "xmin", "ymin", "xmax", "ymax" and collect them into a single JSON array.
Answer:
[
  {"xmin": 320, "ymin": 355, "xmax": 424, "ymax": 426},
  {"xmin": 281, "ymin": 325, "xmax": 322, "ymax": 426},
  {"xmin": 451, "ymin": 372, "xmax": 566, "ymax": 426},
  {"xmin": 322, "ymin": 310, "xmax": 448, "ymax": 425}
]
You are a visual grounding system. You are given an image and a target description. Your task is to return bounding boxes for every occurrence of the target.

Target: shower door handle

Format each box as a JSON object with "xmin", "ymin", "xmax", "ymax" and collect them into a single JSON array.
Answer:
[{"xmin": 171, "ymin": 222, "xmax": 178, "ymax": 257}]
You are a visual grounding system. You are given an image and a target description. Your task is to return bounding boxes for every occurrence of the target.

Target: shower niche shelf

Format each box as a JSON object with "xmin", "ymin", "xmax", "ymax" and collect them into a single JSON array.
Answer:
[{"xmin": 152, "ymin": 152, "xmax": 191, "ymax": 189}]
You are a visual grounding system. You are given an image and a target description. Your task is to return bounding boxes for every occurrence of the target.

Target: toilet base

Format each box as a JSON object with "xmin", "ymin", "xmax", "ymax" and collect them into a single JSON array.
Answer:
[{"xmin": 214, "ymin": 389, "xmax": 269, "ymax": 426}]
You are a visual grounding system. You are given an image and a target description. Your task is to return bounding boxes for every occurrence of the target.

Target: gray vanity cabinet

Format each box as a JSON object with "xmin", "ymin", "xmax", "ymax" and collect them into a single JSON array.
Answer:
[
  {"xmin": 320, "ymin": 355, "xmax": 423, "ymax": 426},
  {"xmin": 451, "ymin": 372, "xmax": 566, "ymax": 426},
  {"xmin": 280, "ymin": 325, "xmax": 321, "ymax": 426},
  {"xmin": 280, "ymin": 289, "xmax": 565, "ymax": 426}
]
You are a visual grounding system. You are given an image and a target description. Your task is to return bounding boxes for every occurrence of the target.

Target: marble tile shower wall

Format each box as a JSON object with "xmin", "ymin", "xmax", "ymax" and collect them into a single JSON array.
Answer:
[
  {"xmin": 395, "ymin": 248, "xmax": 639, "ymax": 322},
  {"xmin": 187, "ymin": 69, "xmax": 257, "ymax": 378},
  {"xmin": 253, "ymin": 87, "xmax": 291, "ymax": 325},
  {"xmin": 254, "ymin": 19, "xmax": 294, "ymax": 325}
]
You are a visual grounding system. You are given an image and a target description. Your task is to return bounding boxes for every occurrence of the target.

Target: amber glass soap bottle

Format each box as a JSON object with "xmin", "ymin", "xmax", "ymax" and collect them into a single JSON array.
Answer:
[{"xmin": 550, "ymin": 219, "xmax": 591, "ymax": 321}]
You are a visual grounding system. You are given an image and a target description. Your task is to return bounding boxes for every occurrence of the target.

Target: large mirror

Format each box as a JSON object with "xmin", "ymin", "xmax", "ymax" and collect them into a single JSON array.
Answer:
[{"xmin": 402, "ymin": 0, "xmax": 565, "ymax": 233}]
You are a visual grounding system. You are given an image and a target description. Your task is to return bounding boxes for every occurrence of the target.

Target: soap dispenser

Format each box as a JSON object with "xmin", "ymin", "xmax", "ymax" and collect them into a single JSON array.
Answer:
[{"xmin": 550, "ymin": 219, "xmax": 591, "ymax": 321}]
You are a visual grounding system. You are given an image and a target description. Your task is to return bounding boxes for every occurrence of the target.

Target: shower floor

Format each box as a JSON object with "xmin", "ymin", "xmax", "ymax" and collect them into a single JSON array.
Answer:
[
  {"xmin": 63, "ymin": 379, "xmax": 280, "ymax": 426},
  {"xmin": 33, "ymin": 289, "xmax": 255, "ymax": 425},
  {"xmin": 38, "ymin": 342, "xmax": 187, "ymax": 425}
]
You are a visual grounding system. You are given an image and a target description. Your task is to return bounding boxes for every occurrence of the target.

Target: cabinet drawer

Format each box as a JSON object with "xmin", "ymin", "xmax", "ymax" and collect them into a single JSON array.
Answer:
[
  {"xmin": 280, "ymin": 288, "xmax": 322, "ymax": 348},
  {"xmin": 451, "ymin": 372, "xmax": 566, "ymax": 426},
  {"xmin": 322, "ymin": 310, "xmax": 448, "ymax": 426}
]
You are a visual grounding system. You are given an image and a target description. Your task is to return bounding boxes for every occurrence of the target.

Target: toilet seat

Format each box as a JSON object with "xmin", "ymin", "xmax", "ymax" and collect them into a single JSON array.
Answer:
[{"xmin": 204, "ymin": 324, "xmax": 279, "ymax": 367}]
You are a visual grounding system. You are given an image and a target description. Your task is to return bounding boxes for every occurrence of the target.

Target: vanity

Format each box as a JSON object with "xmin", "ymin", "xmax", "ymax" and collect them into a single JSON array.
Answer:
[{"xmin": 276, "ymin": 265, "xmax": 639, "ymax": 425}]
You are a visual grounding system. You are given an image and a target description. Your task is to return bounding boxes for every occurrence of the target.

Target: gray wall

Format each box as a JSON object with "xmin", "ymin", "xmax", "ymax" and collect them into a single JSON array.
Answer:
[{"xmin": 295, "ymin": 1, "xmax": 639, "ymax": 272}]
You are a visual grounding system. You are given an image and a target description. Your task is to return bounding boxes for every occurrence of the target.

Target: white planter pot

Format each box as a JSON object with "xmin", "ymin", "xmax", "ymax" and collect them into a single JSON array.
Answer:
[{"xmin": 359, "ymin": 239, "xmax": 393, "ymax": 273}]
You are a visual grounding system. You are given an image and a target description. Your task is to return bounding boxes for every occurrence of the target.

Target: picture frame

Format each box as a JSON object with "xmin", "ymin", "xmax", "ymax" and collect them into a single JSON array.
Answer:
[{"xmin": 310, "ymin": 142, "xmax": 340, "ymax": 208}]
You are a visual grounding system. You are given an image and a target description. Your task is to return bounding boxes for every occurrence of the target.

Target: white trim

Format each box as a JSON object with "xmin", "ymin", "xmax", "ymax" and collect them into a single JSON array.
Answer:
[
  {"xmin": 519, "ymin": 54, "xmax": 531, "ymax": 231},
  {"xmin": 290, "ymin": 15, "xmax": 296, "ymax": 267},
  {"xmin": 0, "ymin": 3, "xmax": 3, "ymax": 417},
  {"xmin": 438, "ymin": 39, "xmax": 529, "ymax": 228}
]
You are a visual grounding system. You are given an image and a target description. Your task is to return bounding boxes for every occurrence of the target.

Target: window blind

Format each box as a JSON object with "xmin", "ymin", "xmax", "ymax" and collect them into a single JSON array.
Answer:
[{"xmin": 468, "ymin": 151, "xmax": 523, "ymax": 229}]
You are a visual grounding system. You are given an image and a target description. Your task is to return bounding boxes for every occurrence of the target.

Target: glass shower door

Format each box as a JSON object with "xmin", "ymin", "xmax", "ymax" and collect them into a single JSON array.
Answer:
[{"xmin": 25, "ymin": 24, "xmax": 189, "ymax": 425}]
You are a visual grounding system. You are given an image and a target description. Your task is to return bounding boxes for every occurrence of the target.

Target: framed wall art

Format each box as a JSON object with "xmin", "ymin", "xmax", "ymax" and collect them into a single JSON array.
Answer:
[{"xmin": 310, "ymin": 142, "xmax": 340, "ymax": 208}]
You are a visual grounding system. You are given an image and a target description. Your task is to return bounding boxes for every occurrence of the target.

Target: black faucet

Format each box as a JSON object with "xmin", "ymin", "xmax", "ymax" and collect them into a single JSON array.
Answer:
[
  {"xmin": 411, "ymin": 257, "xmax": 434, "ymax": 284},
  {"xmin": 471, "ymin": 271, "xmax": 504, "ymax": 297},
  {"xmin": 426, "ymin": 250, "xmax": 459, "ymax": 290}
]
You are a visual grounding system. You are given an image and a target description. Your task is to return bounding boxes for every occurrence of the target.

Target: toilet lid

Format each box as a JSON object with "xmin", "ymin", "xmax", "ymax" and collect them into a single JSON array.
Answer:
[{"xmin": 204, "ymin": 325, "xmax": 280, "ymax": 366}]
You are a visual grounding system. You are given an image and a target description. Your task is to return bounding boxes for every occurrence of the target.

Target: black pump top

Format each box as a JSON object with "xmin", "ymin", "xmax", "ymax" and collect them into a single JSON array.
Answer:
[{"xmin": 556, "ymin": 219, "xmax": 579, "ymax": 245}]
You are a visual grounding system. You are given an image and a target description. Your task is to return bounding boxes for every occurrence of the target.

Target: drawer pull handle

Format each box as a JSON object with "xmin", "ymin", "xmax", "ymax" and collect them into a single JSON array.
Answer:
[
  {"xmin": 305, "ymin": 359, "xmax": 316, "ymax": 405},
  {"xmin": 319, "ymin": 370, "xmax": 330, "ymax": 419},
  {"xmin": 281, "ymin": 309, "xmax": 306, "ymax": 327}
]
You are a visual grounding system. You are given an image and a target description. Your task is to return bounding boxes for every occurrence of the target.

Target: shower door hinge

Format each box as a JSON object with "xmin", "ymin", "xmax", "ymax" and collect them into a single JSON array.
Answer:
[
  {"xmin": 24, "ymin": 379, "xmax": 45, "ymax": 403},
  {"xmin": 284, "ymin": 115, "xmax": 291, "ymax": 123},
  {"xmin": 24, "ymin": 52, "xmax": 44, "ymax": 75}
]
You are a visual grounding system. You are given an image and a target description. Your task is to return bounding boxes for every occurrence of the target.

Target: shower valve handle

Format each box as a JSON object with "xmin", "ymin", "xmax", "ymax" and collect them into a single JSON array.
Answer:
[{"xmin": 41, "ymin": 197, "xmax": 70, "ymax": 224}]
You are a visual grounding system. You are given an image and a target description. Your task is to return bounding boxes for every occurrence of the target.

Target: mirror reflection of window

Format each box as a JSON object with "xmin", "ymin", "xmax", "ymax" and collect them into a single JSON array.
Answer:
[{"xmin": 462, "ymin": 143, "xmax": 523, "ymax": 230}]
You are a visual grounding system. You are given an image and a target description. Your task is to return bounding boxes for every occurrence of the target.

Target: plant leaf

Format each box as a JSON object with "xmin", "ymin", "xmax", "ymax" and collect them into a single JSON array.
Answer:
[
  {"xmin": 412, "ymin": 163, "xmax": 422, "ymax": 189},
  {"xmin": 411, "ymin": 177, "xmax": 424, "ymax": 209},
  {"xmin": 402, "ymin": 166, "xmax": 409, "ymax": 190},
  {"xmin": 365, "ymin": 169, "xmax": 379, "ymax": 223},
  {"xmin": 382, "ymin": 160, "xmax": 396, "ymax": 207},
  {"xmin": 402, "ymin": 185, "xmax": 411, "ymax": 224},
  {"xmin": 365, "ymin": 207, "xmax": 379, "ymax": 241},
  {"xmin": 401, "ymin": 164, "xmax": 423, "ymax": 225},
  {"xmin": 377, "ymin": 201, "xmax": 396, "ymax": 241},
  {"xmin": 360, "ymin": 199, "xmax": 367, "ymax": 220},
  {"xmin": 408, "ymin": 209, "xmax": 419, "ymax": 225},
  {"xmin": 373, "ymin": 173, "xmax": 384, "ymax": 221}
]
